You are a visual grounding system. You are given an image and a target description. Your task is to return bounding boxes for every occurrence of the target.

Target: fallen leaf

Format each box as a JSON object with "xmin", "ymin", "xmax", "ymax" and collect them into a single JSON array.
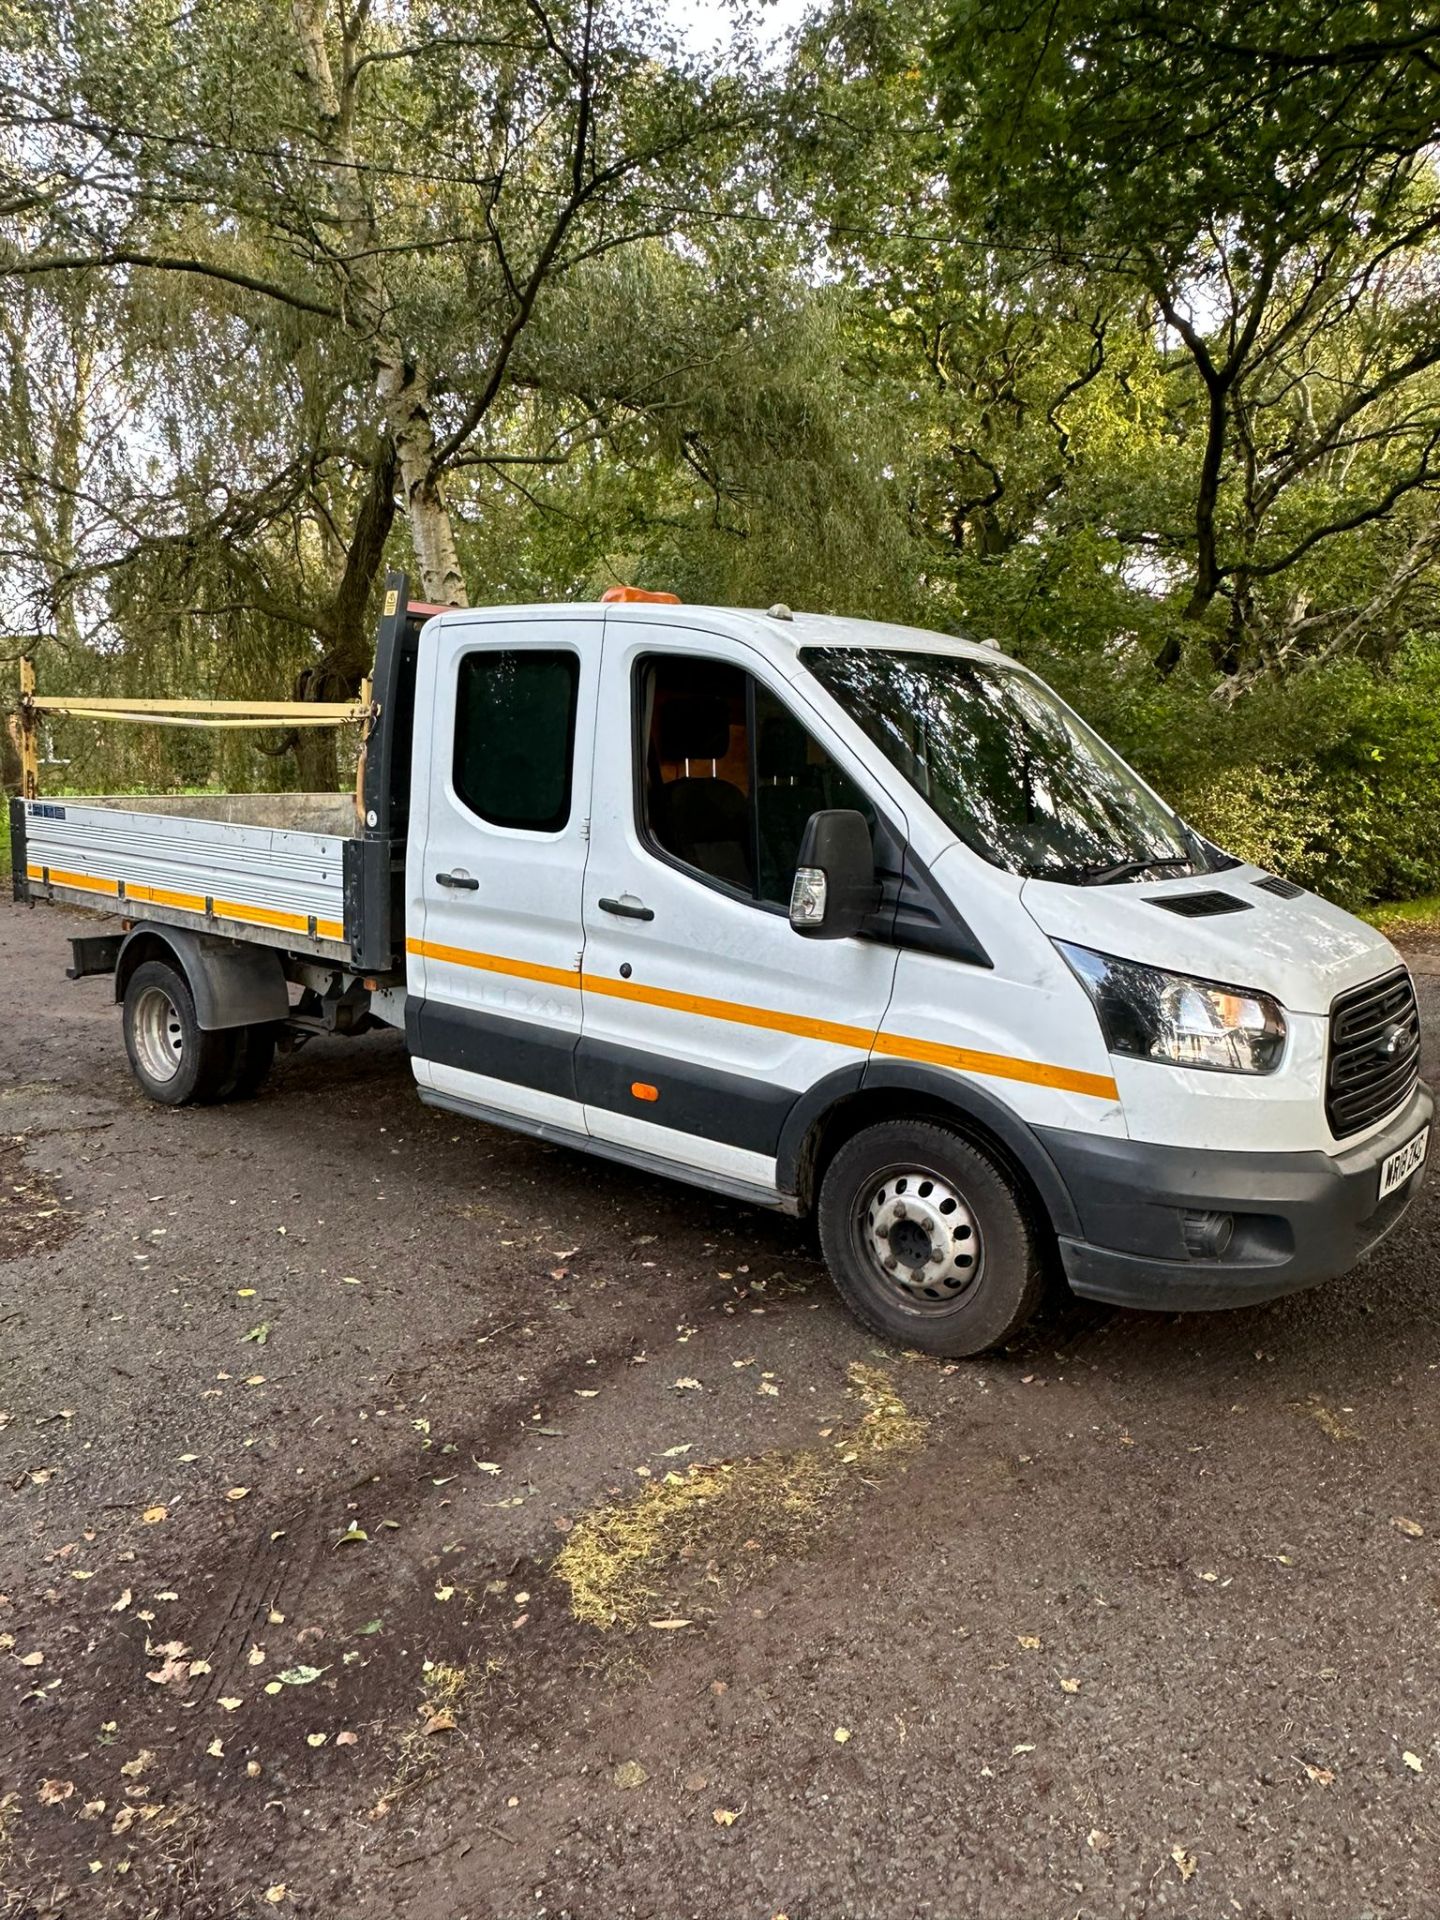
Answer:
[
  {"xmin": 613, "ymin": 1760, "xmax": 648, "ymax": 1789},
  {"xmin": 335, "ymin": 1730, "xmax": 358, "ymax": 1747},
  {"xmin": 423, "ymin": 1709, "xmax": 457, "ymax": 1735},
  {"xmin": 306, "ymin": 1732, "xmax": 327, "ymax": 1748},
  {"xmin": 648, "ymin": 1618, "xmax": 692, "ymax": 1631},
  {"xmin": 1011, "ymin": 1743, "xmax": 1035, "ymax": 1756},
  {"xmin": 473, "ymin": 1461, "xmax": 501, "ymax": 1475},
  {"xmin": 70, "ymin": 1569, "xmax": 94, "ymax": 1581},
  {"xmin": 248, "ymin": 1647, "xmax": 266, "ymax": 1667},
  {"xmin": 1171, "ymin": 1844, "xmax": 1198, "ymax": 1883},
  {"xmin": 264, "ymin": 1887, "xmax": 287, "ymax": 1905},
  {"xmin": 661, "ymin": 1444, "xmax": 693, "ymax": 1458},
  {"xmin": 111, "ymin": 1589, "xmax": 132, "ymax": 1613},
  {"xmin": 206, "ymin": 1739, "xmax": 223, "ymax": 1758},
  {"xmin": 264, "ymin": 1682, "xmax": 283, "ymax": 1695},
  {"xmin": 141, "ymin": 1506, "xmax": 168, "ymax": 1525},
  {"xmin": 275, "ymin": 1664, "xmax": 326, "ymax": 1686},
  {"xmin": 241, "ymin": 1323, "xmax": 270, "ymax": 1346},
  {"xmin": 833, "ymin": 1727, "xmax": 851, "ymax": 1744},
  {"xmin": 1302, "ymin": 1762, "xmax": 1336, "ymax": 1786},
  {"xmin": 1087, "ymin": 1828, "xmax": 1112, "ymax": 1851},
  {"xmin": 434, "ymin": 1585, "xmax": 455, "ymax": 1602},
  {"xmin": 18, "ymin": 1649, "xmax": 43, "ymax": 1668},
  {"xmin": 357, "ymin": 1619, "xmax": 383, "ymax": 1635},
  {"xmin": 1403, "ymin": 1751, "xmax": 1424, "ymax": 1773},
  {"xmin": 1017, "ymin": 1635, "xmax": 1042, "ymax": 1650},
  {"xmin": 118, "ymin": 1750, "xmax": 154, "ymax": 1779},
  {"xmin": 219, "ymin": 1696, "xmax": 243, "ymax": 1712},
  {"xmin": 225, "ymin": 1487, "xmax": 250, "ymax": 1502},
  {"xmin": 334, "ymin": 1525, "xmax": 367, "ymax": 1546},
  {"xmin": 1393, "ymin": 1516, "xmax": 1425, "ymax": 1539},
  {"xmin": 246, "ymin": 1760, "xmax": 262, "ymax": 1778},
  {"xmin": 188, "ymin": 1659, "xmax": 212, "ymax": 1678},
  {"xmin": 37, "ymin": 1778, "xmax": 74, "ymax": 1805},
  {"xmin": 81, "ymin": 1800, "xmax": 106, "ymax": 1819},
  {"xmin": 712, "ymin": 1807, "xmax": 740, "ymax": 1826},
  {"xmin": 672, "ymin": 1377, "xmax": 703, "ymax": 1391},
  {"xmin": 1059, "ymin": 1677, "xmax": 1081, "ymax": 1694}
]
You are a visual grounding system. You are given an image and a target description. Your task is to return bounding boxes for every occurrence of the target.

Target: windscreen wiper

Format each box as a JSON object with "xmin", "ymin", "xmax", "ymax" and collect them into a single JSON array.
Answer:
[{"xmin": 1077, "ymin": 855, "xmax": 1193, "ymax": 885}]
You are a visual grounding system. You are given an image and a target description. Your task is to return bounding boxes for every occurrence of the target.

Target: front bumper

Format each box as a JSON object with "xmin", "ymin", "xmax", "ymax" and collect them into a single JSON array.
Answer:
[{"xmin": 1038, "ymin": 1083, "xmax": 1433, "ymax": 1311}]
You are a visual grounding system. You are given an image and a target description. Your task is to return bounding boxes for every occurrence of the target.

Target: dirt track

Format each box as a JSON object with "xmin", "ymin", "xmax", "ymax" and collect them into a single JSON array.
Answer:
[{"xmin": 2, "ymin": 900, "xmax": 1439, "ymax": 1920}]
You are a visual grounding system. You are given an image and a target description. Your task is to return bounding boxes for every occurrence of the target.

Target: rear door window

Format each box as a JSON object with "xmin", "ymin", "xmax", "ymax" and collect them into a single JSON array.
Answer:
[{"xmin": 453, "ymin": 649, "xmax": 579, "ymax": 833}]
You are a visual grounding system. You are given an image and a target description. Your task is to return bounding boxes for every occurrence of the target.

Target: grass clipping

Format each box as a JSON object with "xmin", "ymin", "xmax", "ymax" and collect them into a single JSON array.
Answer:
[{"xmin": 553, "ymin": 1362, "xmax": 926, "ymax": 1630}]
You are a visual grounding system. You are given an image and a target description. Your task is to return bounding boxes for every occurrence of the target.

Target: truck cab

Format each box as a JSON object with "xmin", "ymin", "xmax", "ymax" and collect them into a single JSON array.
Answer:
[{"xmin": 399, "ymin": 593, "xmax": 1430, "ymax": 1352}]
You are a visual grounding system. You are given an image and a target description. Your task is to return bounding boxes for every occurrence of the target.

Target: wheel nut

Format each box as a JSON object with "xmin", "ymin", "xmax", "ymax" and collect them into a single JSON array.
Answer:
[
  {"xmin": 893, "ymin": 1201, "xmax": 907, "ymax": 1220},
  {"xmin": 883, "ymin": 1256, "xmax": 898, "ymax": 1272}
]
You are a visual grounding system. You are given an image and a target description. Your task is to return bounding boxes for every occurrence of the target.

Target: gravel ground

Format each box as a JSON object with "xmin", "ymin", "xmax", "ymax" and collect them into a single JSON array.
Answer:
[{"xmin": 1, "ymin": 901, "xmax": 1438, "ymax": 1920}]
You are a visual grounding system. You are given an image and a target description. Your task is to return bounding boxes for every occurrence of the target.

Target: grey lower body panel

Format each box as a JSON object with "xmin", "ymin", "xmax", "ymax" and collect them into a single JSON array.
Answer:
[
  {"xmin": 417, "ymin": 1087, "xmax": 799, "ymax": 1215},
  {"xmin": 1039, "ymin": 1084, "xmax": 1433, "ymax": 1310}
]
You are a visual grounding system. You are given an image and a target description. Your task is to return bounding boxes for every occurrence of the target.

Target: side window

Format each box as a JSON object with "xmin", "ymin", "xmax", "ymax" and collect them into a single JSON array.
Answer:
[
  {"xmin": 638, "ymin": 655, "xmax": 873, "ymax": 906},
  {"xmin": 454, "ymin": 649, "xmax": 579, "ymax": 832}
]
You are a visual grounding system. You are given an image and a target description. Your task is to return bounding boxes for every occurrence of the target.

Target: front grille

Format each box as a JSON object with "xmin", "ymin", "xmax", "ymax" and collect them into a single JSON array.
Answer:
[{"xmin": 1326, "ymin": 968, "xmax": 1421, "ymax": 1139}]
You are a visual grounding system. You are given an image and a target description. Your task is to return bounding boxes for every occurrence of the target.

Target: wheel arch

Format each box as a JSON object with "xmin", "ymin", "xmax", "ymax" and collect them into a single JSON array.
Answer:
[
  {"xmin": 115, "ymin": 926, "xmax": 288, "ymax": 1032},
  {"xmin": 778, "ymin": 1061, "xmax": 1082, "ymax": 1243}
]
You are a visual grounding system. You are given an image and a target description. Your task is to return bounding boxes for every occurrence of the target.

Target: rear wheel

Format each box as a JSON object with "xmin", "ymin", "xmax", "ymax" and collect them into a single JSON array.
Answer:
[
  {"xmin": 817, "ymin": 1119, "xmax": 1046, "ymax": 1356},
  {"xmin": 122, "ymin": 960, "xmax": 236, "ymax": 1107}
]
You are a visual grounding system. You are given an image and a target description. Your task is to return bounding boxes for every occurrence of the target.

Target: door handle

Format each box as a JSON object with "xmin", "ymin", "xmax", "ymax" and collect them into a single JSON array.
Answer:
[
  {"xmin": 598, "ymin": 895, "xmax": 654, "ymax": 922},
  {"xmin": 435, "ymin": 871, "xmax": 480, "ymax": 891}
]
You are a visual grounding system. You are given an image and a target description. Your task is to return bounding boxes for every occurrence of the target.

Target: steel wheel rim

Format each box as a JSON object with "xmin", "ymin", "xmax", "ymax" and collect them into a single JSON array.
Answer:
[
  {"xmin": 853, "ymin": 1163, "xmax": 984, "ymax": 1312},
  {"xmin": 133, "ymin": 985, "xmax": 185, "ymax": 1084}
]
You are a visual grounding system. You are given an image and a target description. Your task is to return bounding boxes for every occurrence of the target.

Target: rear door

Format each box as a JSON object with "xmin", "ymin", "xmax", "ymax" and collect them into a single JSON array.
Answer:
[
  {"xmin": 406, "ymin": 610, "xmax": 600, "ymax": 1133},
  {"xmin": 578, "ymin": 620, "xmax": 902, "ymax": 1196}
]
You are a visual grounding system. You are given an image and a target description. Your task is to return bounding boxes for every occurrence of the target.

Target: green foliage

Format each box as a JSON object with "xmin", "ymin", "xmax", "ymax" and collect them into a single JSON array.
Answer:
[{"xmin": 4, "ymin": 0, "xmax": 1440, "ymax": 908}]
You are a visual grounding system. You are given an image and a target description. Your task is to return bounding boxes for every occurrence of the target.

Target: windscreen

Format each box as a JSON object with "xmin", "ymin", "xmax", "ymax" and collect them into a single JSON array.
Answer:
[{"xmin": 801, "ymin": 646, "xmax": 1200, "ymax": 883}]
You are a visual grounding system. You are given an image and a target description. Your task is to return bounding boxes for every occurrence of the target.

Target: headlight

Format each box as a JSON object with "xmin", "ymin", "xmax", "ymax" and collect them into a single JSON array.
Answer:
[{"xmin": 1056, "ymin": 942, "xmax": 1286, "ymax": 1074}]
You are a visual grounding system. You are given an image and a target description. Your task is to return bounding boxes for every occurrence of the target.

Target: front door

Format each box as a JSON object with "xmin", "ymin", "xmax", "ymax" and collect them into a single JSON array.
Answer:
[
  {"xmin": 407, "ymin": 610, "xmax": 600, "ymax": 1133},
  {"xmin": 579, "ymin": 621, "xmax": 903, "ymax": 1197}
]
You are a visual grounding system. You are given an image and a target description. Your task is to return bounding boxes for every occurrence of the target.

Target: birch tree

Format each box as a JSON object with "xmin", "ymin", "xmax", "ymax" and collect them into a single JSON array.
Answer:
[{"xmin": 1, "ymin": 0, "xmax": 754, "ymax": 605}]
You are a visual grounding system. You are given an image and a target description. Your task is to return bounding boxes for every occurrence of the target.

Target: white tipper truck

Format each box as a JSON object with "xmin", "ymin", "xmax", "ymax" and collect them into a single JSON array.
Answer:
[{"xmin": 11, "ymin": 574, "xmax": 1430, "ymax": 1356}]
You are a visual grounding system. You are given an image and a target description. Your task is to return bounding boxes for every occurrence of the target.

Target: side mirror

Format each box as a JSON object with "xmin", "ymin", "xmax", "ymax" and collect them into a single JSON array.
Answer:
[{"xmin": 789, "ymin": 809, "xmax": 882, "ymax": 939}]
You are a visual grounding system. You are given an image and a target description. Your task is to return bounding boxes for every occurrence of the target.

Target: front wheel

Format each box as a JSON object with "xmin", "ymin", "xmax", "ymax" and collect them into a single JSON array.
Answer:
[
  {"xmin": 122, "ymin": 960, "xmax": 238, "ymax": 1107},
  {"xmin": 817, "ymin": 1120, "xmax": 1046, "ymax": 1357}
]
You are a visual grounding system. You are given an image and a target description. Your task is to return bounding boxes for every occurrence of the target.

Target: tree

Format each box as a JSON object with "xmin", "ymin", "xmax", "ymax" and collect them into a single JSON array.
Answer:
[
  {"xmin": 1, "ymin": 0, "xmax": 755, "ymax": 608},
  {"xmin": 926, "ymin": 0, "xmax": 1440, "ymax": 677}
]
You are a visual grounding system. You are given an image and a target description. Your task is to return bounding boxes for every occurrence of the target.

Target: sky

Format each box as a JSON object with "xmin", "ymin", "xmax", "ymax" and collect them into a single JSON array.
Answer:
[{"xmin": 667, "ymin": 0, "xmax": 814, "ymax": 58}]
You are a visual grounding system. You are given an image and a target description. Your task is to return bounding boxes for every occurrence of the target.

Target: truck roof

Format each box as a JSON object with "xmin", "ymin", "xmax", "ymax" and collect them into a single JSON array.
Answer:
[{"xmin": 422, "ymin": 601, "xmax": 1020, "ymax": 672}]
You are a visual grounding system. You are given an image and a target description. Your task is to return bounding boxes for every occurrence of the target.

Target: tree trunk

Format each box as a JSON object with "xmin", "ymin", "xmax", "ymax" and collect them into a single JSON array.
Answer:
[
  {"xmin": 374, "ymin": 357, "xmax": 468, "ymax": 606},
  {"xmin": 290, "ymin": 0, "xmax": 468, "ymax": 609}
]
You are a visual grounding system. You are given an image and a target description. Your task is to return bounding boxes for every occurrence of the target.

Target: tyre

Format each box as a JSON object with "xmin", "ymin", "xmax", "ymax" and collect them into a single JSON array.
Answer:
[
  {"xmin": 215, "ymin": 1023, "xmax": 277, "ymax": 1101},
  {"xmin": 121, "ymin": 960, "xmax": 237, "ymax": 1107},
  {"xmin": 817, "ymin": 1119, "xmax": 1047, "ymax": 1357}
]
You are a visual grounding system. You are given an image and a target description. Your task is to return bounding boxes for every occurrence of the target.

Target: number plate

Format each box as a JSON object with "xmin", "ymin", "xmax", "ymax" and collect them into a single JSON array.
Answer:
[{"xmin": 1379, "ymin": 1126, "xmax": 1429, "ymax": 1200}]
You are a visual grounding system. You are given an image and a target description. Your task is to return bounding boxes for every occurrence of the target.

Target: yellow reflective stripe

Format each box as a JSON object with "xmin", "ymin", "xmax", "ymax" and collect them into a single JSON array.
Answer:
[
  {"xmin": 869, "ymin": 1028, "xmax": 1117, "ymax": 1101},
  {"xmin": 407, "ymin": 937, "xmax": 1118, "ymax": 1102},
  {"xmin": 126, "ymin": 880, "xmax": 207, "ymax": 913},
  {"xmin": 407, "ymin": 936, "xmax": 580, "ymax": 990},
  {"xmin": 33, "ymin": 864, "xmax": 118, "ymax": 897},
  {"xmin": 31, "ymin": 866, "xmax": 345, "ymax": 944}
]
